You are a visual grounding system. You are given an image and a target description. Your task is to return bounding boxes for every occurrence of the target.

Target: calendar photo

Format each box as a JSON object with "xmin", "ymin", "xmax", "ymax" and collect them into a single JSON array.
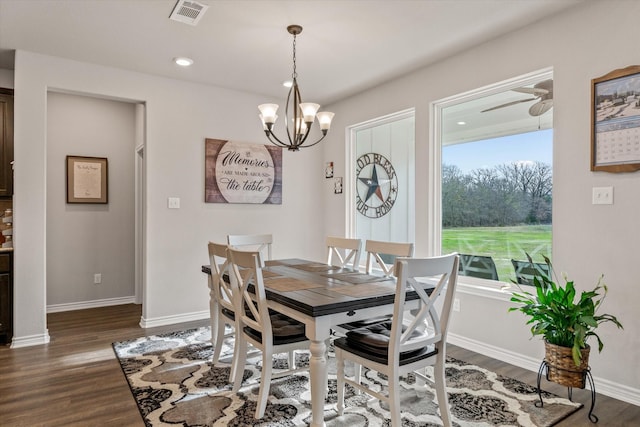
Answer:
[{"xmin": 591, "ymin": 65, "xmax": 640, "ymax": 172}]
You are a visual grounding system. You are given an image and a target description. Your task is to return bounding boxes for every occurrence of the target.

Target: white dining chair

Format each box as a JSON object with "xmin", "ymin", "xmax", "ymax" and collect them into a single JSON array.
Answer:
[
  {"xmin": 208, "ymin": 242, "xmax": 241, "ymax": 381},
  {"xmin": 335, "ymin": 239, "xmax": 414, "ymax": 333},
  {"xmin": 228, "ymin": 247, "xmax": 310, "ymax": 419},
  {"xmin": 335, "ymin": 253, "xmax": 459, "ymax": 427},
  {"xmin": 326, "ymin": 236, "xmax": 362, "ymax": 270},
  {"xmin": 364, "ymin": 239, "xmax": 415, "ymax": 277},
  {"xmin": 227, "ymin": 233, "xmax": 273, "ymax": 261}
]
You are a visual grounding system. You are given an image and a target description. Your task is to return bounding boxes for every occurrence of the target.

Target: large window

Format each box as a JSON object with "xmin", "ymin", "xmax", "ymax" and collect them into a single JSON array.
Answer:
[{"xmin": 434, "ymin": 70, "xmax": 553, "ymax": 285}]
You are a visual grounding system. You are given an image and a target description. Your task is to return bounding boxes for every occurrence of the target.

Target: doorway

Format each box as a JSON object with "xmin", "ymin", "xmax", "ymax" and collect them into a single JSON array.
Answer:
[{"xmin": 45, "ymin": 92, "xmax": 145, "ymax": 319}]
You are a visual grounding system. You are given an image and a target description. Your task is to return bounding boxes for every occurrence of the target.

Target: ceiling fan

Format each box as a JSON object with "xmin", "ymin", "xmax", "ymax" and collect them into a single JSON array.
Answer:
[{"xmin": 481, "ymin": 79, "xmax": 553, "ymax": 117}]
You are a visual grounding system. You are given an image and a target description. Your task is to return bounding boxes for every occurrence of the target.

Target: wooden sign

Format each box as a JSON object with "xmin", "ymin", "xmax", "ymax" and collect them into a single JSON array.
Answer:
[{"xmin": 205, "ymin": 139, "xmax": 282, "ymax": 204}]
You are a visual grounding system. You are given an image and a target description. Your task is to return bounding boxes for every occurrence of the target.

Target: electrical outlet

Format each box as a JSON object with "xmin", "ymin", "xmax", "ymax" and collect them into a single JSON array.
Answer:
[
  {"xmin": 453, "ymin": 298, "xmax": 460, "ymax": 312},
  {"xmin": 94, "ymin": 273, "xmax": 102, "ymax": 284}
]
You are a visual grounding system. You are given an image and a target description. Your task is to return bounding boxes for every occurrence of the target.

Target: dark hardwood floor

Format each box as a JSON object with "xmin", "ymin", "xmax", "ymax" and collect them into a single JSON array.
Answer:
[{"xmin": 0, "ymin": 304, "xmax": 638, "ymax": 426}]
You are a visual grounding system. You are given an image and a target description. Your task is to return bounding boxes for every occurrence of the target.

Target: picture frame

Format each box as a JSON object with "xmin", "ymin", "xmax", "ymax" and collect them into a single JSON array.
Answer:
[
  {"xmin": 591, "ymin": 65, "xmax": 640, "ymax": 172},
  {"xmin": 325, "ymin": 161, "xmax": 334, "ymax": 178},
  {"xmin": 333, "ymin": 177, "xmax": 343, "ymax": 194},
  {"xmin": 66, "ymin": 155, "xmax": 108, "ymax": 204}
]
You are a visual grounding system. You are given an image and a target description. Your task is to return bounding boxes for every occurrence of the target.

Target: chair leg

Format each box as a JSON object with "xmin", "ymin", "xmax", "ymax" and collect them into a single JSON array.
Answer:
[
  {"xmin": 255, "ymin": 349, "xmax": 273, "ymax": 419},
  {"xmin": 336, "ymin": 349, "xmax": 345, "ymax": 416},
  {"xmin": 288, "ymin": 350, "xmax": 295, "ymax": 370},
  {"xmin": 232, "ymin": 336, "xmax": 248, "ymax": 392},
  {"xmin": 434, "ymin": 354, "xmax": 452, "ymax": 427},
  {"xmin": 353, "ymin": 361, "xmax": 362, "ymax": 394},
  {"xmin": 212, "ymin": 316, "xmax": 227, "ymax": 365},
  {"xmin": 227, "ymin": 325, "xmax": 241, "ymax": 383},
  {"xmin": 388, "ymin": 373, "xmax": 401, "ymax": 427}
]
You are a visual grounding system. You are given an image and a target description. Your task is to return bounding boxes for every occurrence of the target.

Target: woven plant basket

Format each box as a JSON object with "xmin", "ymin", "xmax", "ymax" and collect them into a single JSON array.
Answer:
[{"xmin": 544, "ymin": 341, "xmax": 590, "ymax": 388}]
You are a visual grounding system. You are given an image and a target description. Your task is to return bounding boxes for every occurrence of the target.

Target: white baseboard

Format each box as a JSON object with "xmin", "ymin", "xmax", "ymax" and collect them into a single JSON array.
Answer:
[
  {"xmin": 11, "ymin": 330, "xmax": 51, "ymax": 348},
  {"xmin": 448, "ymin": 333, "xmax": 640, "ymax": 406},
  {"xmin": 139, "ymin": 310, "xmax": 209, "ymax": 328},
  {"xmin": 47, "ymin": 296, "xmax": 137, "ymax": 313}
]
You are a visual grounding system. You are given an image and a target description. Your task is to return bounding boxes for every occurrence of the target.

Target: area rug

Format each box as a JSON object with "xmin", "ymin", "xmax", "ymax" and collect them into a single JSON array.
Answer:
[{"xmin": 112, "ymin": 327, "xmax": 582, "ymax": 427}]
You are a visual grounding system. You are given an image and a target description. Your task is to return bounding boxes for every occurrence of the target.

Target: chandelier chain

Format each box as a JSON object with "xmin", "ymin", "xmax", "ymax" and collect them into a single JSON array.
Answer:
[{"xmin": 292, "ymin": 33, "xmax": 297, "ymax": 79}]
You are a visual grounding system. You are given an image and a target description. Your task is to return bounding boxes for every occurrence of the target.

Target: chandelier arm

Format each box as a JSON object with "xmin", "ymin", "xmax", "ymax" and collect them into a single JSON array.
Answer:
[
  {"xmin": 296, "ymin": 132, "xmax": 327, "ymax": 149},
  {"xmin": 284, "ymin": 81, "xmax": 303, "ymax": 145},
  {"xmin": 296, "ymin": 121, "xmax": 314, "ymax": 145},
  {"xmin": 264, "ymin": 130, "xmax": 290, "ymax": 148}
]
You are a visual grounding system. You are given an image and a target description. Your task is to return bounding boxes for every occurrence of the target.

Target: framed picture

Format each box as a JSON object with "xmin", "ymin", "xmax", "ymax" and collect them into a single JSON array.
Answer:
[
  {"xmin": 66, "ymin": 155, "xmax": 108, "ymax": 203},
  {"xmin": 334, "ymin": 177, "xmax": 343, "ymax": 194},
  {"xmin": 325, "ymin": 161, "xmax": 334, "ymax": 178},
  {"xmin": 591, "ymin": 65, "xmax": 640, "ymax": 172}
]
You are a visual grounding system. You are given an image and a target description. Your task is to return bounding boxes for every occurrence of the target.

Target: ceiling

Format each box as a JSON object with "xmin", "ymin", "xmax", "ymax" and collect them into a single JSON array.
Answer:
[{"xmin": 0, "ymin": 0, "xmax": 582, "ymax": 109}]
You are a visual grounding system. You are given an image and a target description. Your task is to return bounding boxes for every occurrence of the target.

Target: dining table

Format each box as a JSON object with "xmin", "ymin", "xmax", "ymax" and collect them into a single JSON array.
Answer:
[{"xmin": 202, "ymin": 258, "xmax": 421, "ymax": 427}]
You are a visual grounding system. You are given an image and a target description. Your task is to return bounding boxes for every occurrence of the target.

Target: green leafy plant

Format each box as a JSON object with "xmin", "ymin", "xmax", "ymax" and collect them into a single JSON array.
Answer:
[{"xmin": 509, "ymin": 254, "xmax": 623, "ymax": 366}]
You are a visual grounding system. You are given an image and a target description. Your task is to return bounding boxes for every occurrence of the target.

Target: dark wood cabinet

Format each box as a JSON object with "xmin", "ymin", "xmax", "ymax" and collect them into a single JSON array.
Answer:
[
  {"xmin": 0, "ymin": 90, "xmax": 14, "ymax": 197},
  {"xmin": 0, "ymin": 251, "xmax": 12, "ymax": 344}
]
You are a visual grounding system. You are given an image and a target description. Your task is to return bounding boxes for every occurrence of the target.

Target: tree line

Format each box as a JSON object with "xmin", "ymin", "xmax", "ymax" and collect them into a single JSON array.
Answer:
[{"xmin": 442, "ymin": 161, "xmax": 552, "ymax": 227}]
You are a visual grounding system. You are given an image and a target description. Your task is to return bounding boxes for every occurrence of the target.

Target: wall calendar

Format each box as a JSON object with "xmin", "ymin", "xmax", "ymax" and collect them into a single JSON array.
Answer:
[{"xmin": 591, "ymin": 65, "xmax": 640, "ymax": 172}]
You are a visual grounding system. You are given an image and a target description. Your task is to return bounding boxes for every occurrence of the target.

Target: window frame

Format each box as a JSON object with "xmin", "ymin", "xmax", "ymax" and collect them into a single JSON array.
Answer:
[{"xmin": 430, "ymin": 68, "xmax": 553, "ymax": 298}]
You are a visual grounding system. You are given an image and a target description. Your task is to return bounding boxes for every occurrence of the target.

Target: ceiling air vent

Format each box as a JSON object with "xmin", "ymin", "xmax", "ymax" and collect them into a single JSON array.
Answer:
[{"xmin": 169, "ymin": 0, "xmax": 209, "ymax": 26}]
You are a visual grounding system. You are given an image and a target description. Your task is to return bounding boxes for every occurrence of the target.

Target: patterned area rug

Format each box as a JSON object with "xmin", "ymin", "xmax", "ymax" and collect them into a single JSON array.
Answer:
[{"xmin": 112, "ymin": 327, "xmax": 582, "ymax": 427}]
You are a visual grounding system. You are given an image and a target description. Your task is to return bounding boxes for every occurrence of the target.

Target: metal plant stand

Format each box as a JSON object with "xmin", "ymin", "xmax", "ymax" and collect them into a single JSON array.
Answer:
[{"xmin": 535, "ymin": 360, "xmax": 598, "ymax": 423}]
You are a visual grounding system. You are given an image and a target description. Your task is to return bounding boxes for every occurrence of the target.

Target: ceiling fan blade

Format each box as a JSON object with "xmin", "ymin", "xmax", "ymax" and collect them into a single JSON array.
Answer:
[
  {"xmin": 481, "ymin": 97, "xmax": 537, "ymax": 113},
  {"xmin": 513, "ymin": 87, "xmax": 549, "ymax": 96},
  {"xmin": 513, "ymin": 79, "xmax": 553, "ymax": 97},
  {"xmin": 529, "ymin": 100, "xmax": 553, "ymax": 116}
]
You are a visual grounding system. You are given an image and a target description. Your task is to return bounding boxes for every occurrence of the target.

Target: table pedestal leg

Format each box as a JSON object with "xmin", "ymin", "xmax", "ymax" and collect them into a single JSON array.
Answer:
[{"xmin": 309, "ymin": 339, "xmax": 327, "ymax": 427}]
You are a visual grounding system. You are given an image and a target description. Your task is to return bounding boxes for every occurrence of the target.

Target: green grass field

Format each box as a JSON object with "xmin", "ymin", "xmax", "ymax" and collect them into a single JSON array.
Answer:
[{"xmin": 442, "ymin": 225, "xmax": 552, "ymax": 282}]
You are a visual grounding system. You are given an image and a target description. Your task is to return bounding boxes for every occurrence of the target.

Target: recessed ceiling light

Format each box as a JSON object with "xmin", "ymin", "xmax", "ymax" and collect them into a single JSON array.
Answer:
[
  {"xmin": 283, "ymin": 80, "xmax": 293, "ymax": 88},
  {"xmin": 457, "ymin": 121, "xmax": 466, "ymax": 125},
  {"xmin": 174, "ymin": 57, "xmax": 194, "ymax": 67}
]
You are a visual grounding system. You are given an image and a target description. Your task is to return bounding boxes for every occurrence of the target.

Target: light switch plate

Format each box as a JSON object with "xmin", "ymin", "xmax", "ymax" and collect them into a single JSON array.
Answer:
[
  {"xmin": 592, "ymin": 187, "xmax": 613, "ymax": 205},
  {"xmin": 168, "ymin": 197, "xmax": 180, "ymax": 209}
]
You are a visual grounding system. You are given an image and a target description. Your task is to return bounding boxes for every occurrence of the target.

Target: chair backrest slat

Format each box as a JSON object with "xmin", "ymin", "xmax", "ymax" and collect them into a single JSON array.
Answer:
[
  {"xmin": 208, "ymin": 242, "xmax": 234, "ymax": 313},
  {"xmin": 327, "ymin": 236, "xmax": 363, "ymax": 270},
  {"xmin": 227, "ymin": 248, "xmax": 270, "ymax": 338},
  {"xmin": 227, "ymin": 234, "xmax": 273, "ymax": 261},
  {"xmin": 364, "ymin": 239, "xmax": 414, "ymax": 277}
]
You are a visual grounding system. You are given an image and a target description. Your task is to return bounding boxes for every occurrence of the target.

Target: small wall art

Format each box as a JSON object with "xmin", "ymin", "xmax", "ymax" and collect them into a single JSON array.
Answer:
[
  {"xmin": 66, "ymin": 155, "xmax": 108, "ymax": 204},
  {"xmin": 334, "ymin": 177, "xmax": 343, "ymax": 194},
  {"xmin": 325, "ymin": 161, "xmax": 334, "ymax": 178}
]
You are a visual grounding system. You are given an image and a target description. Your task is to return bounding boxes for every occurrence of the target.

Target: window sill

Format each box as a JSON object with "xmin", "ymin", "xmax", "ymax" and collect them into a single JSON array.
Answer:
[{"xmin": 456, "ymin": 277, "xmax": 517, "ymax": 302}]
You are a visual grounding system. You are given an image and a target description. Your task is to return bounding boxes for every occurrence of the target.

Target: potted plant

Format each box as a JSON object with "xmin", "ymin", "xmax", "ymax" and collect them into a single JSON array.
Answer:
[{"xmin": 509, "ymin": 254, "xmax": 623, "ymax": 388}]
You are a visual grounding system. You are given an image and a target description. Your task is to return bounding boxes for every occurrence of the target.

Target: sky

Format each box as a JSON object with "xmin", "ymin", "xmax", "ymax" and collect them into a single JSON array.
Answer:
[{"xmin": 442, "ymin": 129, "xmax": 553, "ymax": 173}]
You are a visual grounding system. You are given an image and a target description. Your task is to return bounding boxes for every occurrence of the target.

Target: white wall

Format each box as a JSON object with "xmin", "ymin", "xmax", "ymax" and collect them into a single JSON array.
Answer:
[
  {"xmin": 46, "ymin": 92, "xmax": 136, "ymax": 308},
  {"xmin": 322, "ymin": 0, "xmax": 640, "ymax": 403},
  {"xmin": 12, "ymin": 51, "xmax": 325, "ymax": 346}
]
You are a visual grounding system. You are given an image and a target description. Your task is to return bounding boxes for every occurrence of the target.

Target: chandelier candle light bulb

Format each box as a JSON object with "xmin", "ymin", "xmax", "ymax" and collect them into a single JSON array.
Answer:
[{"xmin": 258, "ymin": 25, "xmax": 334, "ymax": 151}]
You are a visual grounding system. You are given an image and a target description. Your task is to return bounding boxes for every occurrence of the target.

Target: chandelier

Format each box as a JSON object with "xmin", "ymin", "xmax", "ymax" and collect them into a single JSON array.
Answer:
[{"xmin": 258, "ymin": 25, "xmax": 334, "ymax": 151}]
